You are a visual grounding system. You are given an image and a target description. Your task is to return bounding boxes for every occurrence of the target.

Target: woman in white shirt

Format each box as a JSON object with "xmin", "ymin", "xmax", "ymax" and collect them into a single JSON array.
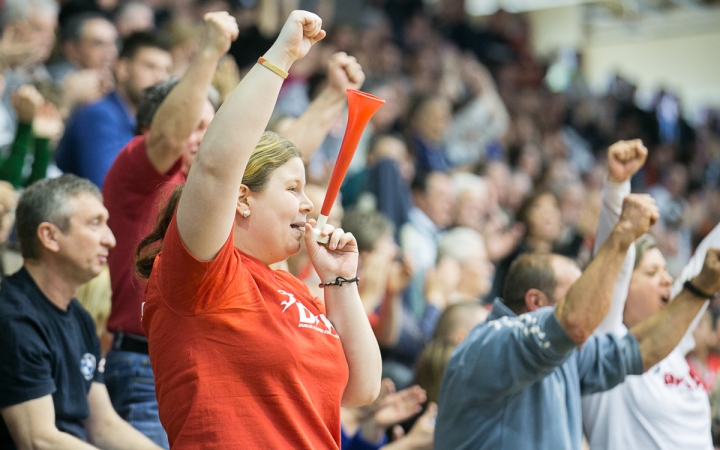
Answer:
[{"xmin": 581, "ymin": 140, "xmax": 714, "ymax": 450}]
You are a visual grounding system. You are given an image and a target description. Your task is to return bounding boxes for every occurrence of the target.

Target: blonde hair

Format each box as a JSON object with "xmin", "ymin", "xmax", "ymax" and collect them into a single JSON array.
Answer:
[
  {"xmin": 414, "ymin": 338, "xmax": 458, "ymax": 404},
  {"xmin": 136, "ymin": 131, "xmax": 301, "ymax": 278},
  {"xmin": 634, "ymin": 234, "xmax": 658, "ymax": 270},
  {"xmin": 76, "ymin": 265, "xmax": 111, "ymax": 338},
  {"xmin": 415, "ymin": 302, "xmax": 487, "ymax": 403},
  {"xmin": 242, "ymin": 131, "xmax": 302, "ymax": 192}
]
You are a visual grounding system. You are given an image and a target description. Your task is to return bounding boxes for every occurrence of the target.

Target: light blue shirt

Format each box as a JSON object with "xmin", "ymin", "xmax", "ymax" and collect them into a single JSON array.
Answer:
[{"xmin": 435, "ymin": 300, "xmax": 643, "ymax": 450}]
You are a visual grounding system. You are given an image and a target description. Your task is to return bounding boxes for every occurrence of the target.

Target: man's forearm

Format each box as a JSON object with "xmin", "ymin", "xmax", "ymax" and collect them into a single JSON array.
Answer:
[
  {"xmin": 556, "ymin": 231, "xmax": 631, "ymax": 342},
  {"xmin": 631, "ymin": 290, "xmax": 707, "ymax": 371},
  {"xmin": 147, "ymin": 49, "xmax": 220, "ymax": 172},
  {"xmin": 88, "ymin": 413, "xmax": 160, "ymax": 450},
  {"xmin": 13, "ymin": 429, "xmax": 98, "ymax": 450},
  {"xmin": 282, "ymin": 87, "xmax": 346, "ymax": 159}
]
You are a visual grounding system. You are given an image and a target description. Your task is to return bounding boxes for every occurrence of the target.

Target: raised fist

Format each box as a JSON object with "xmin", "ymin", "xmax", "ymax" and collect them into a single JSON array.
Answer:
[
  {"xmin": 692, "ymin": 248, "xmax": 720, "ymax": 296},
  {"xmin": 607, "ymin": 139, "xmax": 647, "ymax": 183},
  {"xmin": 264, "ymin": 11, "xmax": 325, "ymax": 71},
  {"xmin": 202, "ymin": 11, "xmax": 239, "ymax": 59},
  {"xmin": 63, "ymin": 69, "xmax": 109, "ymax": 106},
  {"xmin": 326, "ymin": 52, "xmax": 365, "ymax": 95},
  {"xmin": 33, "ymin": 102, "xmax": 64, "ymax": 140},
  {"xmin": 615, "ymin": 194, "xmax": 659, "ymax": 247},
  {"xmin": 11, "ymin": 85, "xmax": 43, "ymax": 124}
]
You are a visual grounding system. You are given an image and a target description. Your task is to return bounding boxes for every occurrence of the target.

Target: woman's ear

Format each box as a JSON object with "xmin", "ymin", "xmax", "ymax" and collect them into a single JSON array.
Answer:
[
  {"xmin": 238, "ymin": 185, "xmax": 249, "ymax": 203},
  {"xmin": 237, "ymin": 185, "xmax": 251, "ymax": 217}
]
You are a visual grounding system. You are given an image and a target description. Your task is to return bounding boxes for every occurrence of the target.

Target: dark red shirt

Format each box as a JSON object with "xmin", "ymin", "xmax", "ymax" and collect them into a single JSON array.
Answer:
[{"xmin": 103, "ymin": 135, "xmax": 185, "ymax": 336}]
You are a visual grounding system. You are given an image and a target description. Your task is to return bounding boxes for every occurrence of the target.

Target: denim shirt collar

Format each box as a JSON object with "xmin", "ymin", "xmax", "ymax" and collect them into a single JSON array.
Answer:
[{"xmin": 488, "ymin": 298, "xmax": 517, "ymax": 321}]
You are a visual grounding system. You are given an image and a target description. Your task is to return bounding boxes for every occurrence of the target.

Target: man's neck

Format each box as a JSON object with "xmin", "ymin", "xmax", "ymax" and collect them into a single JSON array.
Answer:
[
  {"xmin": 114, "ymin": 85, "xmax": 137, "ymax": 116},
  {"xmin": 525, "ymin": 236, "xmax": 553, "ymax": 253},
  {"xmin": 24, "ymin": 260, "xmax": 79, "ymax": 311}
]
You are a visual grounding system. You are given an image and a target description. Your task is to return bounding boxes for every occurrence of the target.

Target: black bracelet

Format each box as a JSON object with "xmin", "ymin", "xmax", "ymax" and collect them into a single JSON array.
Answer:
[
  {"xmin": 683, "ymin": 280, "xmax": 715, "ymax": 299},
  {"xmin": 319, "ymin": 276, "xmax": 359, "ymax": 288}
]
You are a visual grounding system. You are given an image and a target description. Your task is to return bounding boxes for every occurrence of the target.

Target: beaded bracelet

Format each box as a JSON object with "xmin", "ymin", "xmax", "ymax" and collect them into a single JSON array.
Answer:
[{"xmin": 319, "ymin": 276, "xmax": 359, "ymax": 288}]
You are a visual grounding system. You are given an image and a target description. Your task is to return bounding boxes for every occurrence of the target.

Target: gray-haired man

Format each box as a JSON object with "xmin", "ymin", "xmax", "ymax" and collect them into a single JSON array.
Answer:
[{"xmin": 0, "ymin": 175, "xmax": 160, "ymax": 450}]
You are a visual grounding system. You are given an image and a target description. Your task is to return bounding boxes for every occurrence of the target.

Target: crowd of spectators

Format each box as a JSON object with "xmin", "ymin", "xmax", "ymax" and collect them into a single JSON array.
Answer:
[{"xmin": 0, "ymin": 0, "xmax": 720, "ymax": 449}]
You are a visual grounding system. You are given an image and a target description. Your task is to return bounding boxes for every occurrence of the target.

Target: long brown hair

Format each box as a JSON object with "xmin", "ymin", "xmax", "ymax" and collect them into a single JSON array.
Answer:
[
  {"xmin": 135, "ymin": 131, "xmax": 301, "ymax": 279},
  {"xmin": 136, "ymin": 184, "xmax": 184, "ymax": 279}
]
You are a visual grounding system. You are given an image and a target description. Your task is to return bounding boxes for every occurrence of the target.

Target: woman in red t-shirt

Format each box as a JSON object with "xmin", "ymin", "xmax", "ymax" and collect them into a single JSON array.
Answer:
[{"xmin": 134, "ymin": 11, "xmax": 381, "ymax": 450}]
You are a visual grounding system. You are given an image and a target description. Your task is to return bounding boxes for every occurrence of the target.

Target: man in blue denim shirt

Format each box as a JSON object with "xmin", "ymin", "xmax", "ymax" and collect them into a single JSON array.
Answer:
[{"xmin": 435, "ymin": 140, "xmax": 720, "ymax": 450}]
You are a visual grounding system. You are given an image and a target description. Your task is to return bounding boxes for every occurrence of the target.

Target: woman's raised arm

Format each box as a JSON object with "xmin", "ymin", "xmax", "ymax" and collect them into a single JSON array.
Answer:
[{"xmin": 177, "ymin": 11, "xmax": 325, "ymax": 261}]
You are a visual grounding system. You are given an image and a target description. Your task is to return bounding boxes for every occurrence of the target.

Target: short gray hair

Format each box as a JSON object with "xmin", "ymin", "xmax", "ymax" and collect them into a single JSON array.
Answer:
[
  {"xmin": 452, "ymin": 172, "xmax": 487, "ymax": 197},
  {"xmin": 1, "ymin": 0, "xmax": 59, "ymax": 29},
  {"xmin": 437, "ymin": 227, "xmax": 485, "ymax": 265},
  {"xmin": 135, "ymin": 78, "xmax": 220, "ymax": 135},
  {"xmin": 17, "ymin": 175, "xmax": 102, "ymax": 259}
]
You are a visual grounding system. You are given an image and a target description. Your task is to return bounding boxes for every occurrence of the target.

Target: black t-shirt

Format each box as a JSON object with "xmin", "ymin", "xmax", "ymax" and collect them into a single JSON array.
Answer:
[{"xmin": 0, "ymin": 268, "xmax": 103, "ymax": 449}]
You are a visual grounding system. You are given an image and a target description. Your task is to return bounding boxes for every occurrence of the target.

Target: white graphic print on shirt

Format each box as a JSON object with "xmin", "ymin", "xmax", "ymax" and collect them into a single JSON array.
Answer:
[{"xmin": 278, "ymin": 290, "xmax": 339, "ymax": 338}]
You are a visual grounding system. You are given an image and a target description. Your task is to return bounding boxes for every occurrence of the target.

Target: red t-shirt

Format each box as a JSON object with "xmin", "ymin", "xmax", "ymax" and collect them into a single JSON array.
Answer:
[
  {"xmin": 103, "ymin": 136, "xmax": 185, "ymax": 336},
  {"xmin": 142, "ymin": 215, "xmax": 349, "ymax": 449}
]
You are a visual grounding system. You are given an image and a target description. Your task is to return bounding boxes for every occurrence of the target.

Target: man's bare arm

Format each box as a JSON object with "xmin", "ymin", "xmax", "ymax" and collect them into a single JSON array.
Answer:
[
  {"xmin": 146, "ymin": 12, "xmax": 238, "ymax": 173},
  {"xmin": 631, "ymin": 248, "xmax": 720, "ymax": 371},
  {"xmin": 282, "ymin": 52, "xmax": 364, "ymax": 159},
  {"xmin": 1, "ymin": 396, "xmax": 98, "ymax": 450},
  {"xmin": 84, "ymin": 382, "xmax": 161, "ymax": 450},
  {"xmin": 556, "ymin": 194, "xmax": 659, "ymax": 343}
]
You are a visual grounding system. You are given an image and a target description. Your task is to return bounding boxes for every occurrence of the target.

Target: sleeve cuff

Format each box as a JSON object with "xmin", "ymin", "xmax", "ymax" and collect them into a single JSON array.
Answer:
[
  {"xmin": 0, "ymin": 381, "xmax": 56, "ymax": 409},
  {"xmin": 603, "ymin": 176, "xmax": 631, "ymax": 198},
  {"xmin": 351, "ymin": 431, "xmax": 388, "ymax": 450},
  {"xmin": 544, "ymin": 308, "xmax": 580, "ymax": 356},
  {"xmin": 622, "ymin": 332, "xmax": 644, "ymax": 375}
]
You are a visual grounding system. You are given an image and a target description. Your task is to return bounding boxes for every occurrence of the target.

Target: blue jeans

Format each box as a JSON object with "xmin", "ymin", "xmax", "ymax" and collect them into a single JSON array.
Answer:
[{"xmin": 104, "ymin": 350, "xmax": 169, "ymax": 449}]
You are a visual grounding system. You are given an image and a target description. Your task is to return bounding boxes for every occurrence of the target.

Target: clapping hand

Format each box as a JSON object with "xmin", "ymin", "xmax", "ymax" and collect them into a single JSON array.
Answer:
[
  {"xmin": 11, "ymin": 85, "xmax": 43, "ymax": 124},
  {"xmin": 33, "ymin": 102, "xmax": 64, "ymax": 140}
]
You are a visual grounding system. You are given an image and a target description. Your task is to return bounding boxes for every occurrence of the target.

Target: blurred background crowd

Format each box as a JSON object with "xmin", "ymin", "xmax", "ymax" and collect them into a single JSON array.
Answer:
[{"xmin": 0, "ymin": 0, "xmax": 719, "ymax": 447}]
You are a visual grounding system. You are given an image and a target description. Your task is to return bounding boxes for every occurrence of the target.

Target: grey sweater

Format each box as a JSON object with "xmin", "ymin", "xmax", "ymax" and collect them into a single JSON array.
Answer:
[{"xmin": 435, "ymin": 300, "xmax": 643, "ymax": 450}]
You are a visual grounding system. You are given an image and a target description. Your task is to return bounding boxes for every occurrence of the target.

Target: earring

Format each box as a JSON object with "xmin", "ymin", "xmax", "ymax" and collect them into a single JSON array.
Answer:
[{"xmin": 242, "ymin": 210, "xmax": 250, "ymax": 218}]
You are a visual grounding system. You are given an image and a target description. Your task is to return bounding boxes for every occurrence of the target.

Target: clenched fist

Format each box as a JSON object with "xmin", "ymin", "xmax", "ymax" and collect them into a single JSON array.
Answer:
[
  {"xmin": 614, "ymin": 194, "xmax": 659, "ymax": 247},
  {"xmin": 607, "ymin": 139, "xmax": 648, "ymax": 184},
  {"xmin": 326, "ymin": 52, "xmax": 365, "ymax": 95},
  {"xmin": 201, "ymin": 11, "xmax": 239, "ymax": 59},
  {"xmin": 11, "ymin": 85, "xmax": 43, "ymax": 124},
  {"xmin": 692, "ymin": 248, "xmax": 720, "ymax": 296},
  {"xmin": 263, "ymin": 11, "xmax": 326, "ymax": 73}
]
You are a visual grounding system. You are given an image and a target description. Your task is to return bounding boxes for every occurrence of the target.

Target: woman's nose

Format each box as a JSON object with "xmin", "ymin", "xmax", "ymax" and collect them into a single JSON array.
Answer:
[{"xmin": 301, "ymin": 193, "xmax": 314, "ymax": 213}]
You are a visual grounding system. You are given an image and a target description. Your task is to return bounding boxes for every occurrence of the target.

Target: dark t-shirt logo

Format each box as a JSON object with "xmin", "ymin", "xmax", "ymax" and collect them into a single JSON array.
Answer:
[{"xmin": 80, "ymin": 353, "xmax": 96, "ymax": 381}]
